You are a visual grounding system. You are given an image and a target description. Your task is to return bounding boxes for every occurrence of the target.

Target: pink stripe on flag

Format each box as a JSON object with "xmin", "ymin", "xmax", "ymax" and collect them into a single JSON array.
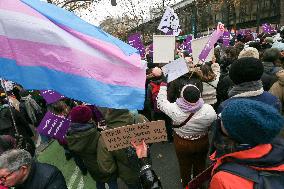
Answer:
[
  {"xmin": 0, "ymin": 0, "xmax": 48, "ymax": 20},
  {"xmin": 0, "ymin": 36, "xmax": 145, "ymax": 88},
  {"xmin": 60, "ymin": 25, "xmax": 143, "ymax": 69}
]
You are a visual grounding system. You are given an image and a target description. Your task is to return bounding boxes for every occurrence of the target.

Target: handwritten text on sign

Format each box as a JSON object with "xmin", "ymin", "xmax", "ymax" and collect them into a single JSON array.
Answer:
[{"xmin": 101, "ymin": 120, "xmax": 167, "ymax": 151}]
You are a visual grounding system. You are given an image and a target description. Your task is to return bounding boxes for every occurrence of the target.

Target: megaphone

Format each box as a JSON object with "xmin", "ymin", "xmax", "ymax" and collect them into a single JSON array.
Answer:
[{"xmin": 111, "ymin": 0, "xmax": 117, "ymax": 6}]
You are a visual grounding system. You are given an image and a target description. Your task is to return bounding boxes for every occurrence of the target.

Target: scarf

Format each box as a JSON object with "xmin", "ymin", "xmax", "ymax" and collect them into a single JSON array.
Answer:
[
  {"xmin": 228, "ymin": 80, "xmax": 264, "ymax": 98},
  {"xmin": 21, "ymin": 95, "xmax": 42, "ymax": 125},
  {"xmin": 176, "ymin": 98, "xmax": 204, "ymax": 113}
]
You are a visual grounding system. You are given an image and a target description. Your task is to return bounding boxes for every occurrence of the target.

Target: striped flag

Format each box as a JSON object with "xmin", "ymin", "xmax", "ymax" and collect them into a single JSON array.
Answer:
[{"xmin": 0, "ymin": 0, "xmax": 146, "ymax": 110}]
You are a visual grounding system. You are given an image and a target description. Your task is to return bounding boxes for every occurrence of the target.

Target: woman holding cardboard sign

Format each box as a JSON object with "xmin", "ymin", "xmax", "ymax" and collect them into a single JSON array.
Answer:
[{"xmin": 155, "ymin": 68, "xmax": 217, "ymax": 187}]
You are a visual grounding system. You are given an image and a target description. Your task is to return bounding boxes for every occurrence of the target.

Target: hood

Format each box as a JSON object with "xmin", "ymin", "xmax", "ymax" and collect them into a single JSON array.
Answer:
[
  {"xmin": 276, "ymin": 70, "xmax": 284, "ymax": 85},
  {"xmin": 263, "ymin": 61, "xmax": 275, "ymax": 74},
  {"xmin": 104, "ymin": 109, "xmax": 133, "ymax": 129},
  {"xmin": 211, "ymin": 138, "xmax": 284, "ymax": 173},
  {"xmin": 66, "ymin": 124, "xmax": 100, "ymax": 152}
]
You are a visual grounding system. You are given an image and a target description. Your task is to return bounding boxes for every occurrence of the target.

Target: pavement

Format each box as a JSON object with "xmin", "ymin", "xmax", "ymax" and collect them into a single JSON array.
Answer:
[{"xmin": 37, "ymin": 141, "xmax": 183, "ymax": 189}]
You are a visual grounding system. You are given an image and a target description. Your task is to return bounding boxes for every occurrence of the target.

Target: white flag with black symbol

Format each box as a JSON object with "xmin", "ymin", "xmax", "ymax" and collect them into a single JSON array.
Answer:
[{"xmin": 158, "ymin": 7, "xmax": 181, "ymax": 36}]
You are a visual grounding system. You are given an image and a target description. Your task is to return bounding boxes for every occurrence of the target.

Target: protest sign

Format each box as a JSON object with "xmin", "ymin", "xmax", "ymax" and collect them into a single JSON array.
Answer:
[
  {"xmin": 162, "ymin": 58, "xmax": 188, "ymax": 83},
  {"xmin": 179, "ymin": 35, "xmax": 193, "ymax": 53},
  {"xmin": 191, "ymin": 35, "xmax": 214, "ymax": 64},
  {"xmin": 37, "ymin": 111, "xmax": 70, "ymax": 141},
  {"xmin": 40, "ymin": 90, "xmax": 64, "ymax": 104},
  {"xmin": 158, "ymin": 7, "xmax": 181, "ymax": 36},
  {"xmin": 222, "ymin": 31, "xmax": 230, "ymax": 47},
  {"xmin": 101, "ymin": 120, "xmax": 167, "ymax": 151},
  {"xmin": 199, "ymin": 22, "xmax": 224, "ymax": 62},
  {"xmin": 153, "ymin": 35, "xmax": 176, "ymax": 63},
  {"xmin": 128, "ymin": 33, "xmax": 146, "ymax": 58}
]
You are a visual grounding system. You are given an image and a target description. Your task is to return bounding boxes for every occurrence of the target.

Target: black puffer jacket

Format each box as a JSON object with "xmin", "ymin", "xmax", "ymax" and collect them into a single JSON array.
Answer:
[{"xmin": 16, "ymin": 161, "xmax": 67, "ymax": 189}]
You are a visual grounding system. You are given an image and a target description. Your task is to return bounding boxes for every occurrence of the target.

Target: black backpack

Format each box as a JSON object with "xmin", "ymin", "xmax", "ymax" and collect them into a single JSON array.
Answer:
[{"xmin": 217, "ymin": 162, "xmax": 284, "ymax": 189}]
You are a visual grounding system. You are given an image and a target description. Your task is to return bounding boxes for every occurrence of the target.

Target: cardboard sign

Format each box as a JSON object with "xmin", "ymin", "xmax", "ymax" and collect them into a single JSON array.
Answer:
[
  {"xmin": 37, "ymin": 111, "xmax": 71, "ymax": 141},
  {"xmin": 101, "ymin": 120, "xmax": 167, "ymax": 151},
  {"xmin": 153, "ymin": 35, "xmax": 175, "ymax": 63},
  {"xmin": 162, "ymin": 58, "xmax": 188, "ymax": 83}
]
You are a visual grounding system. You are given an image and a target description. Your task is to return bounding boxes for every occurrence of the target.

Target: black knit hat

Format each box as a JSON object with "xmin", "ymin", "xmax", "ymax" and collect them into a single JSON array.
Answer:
[
  {"xmin": 229, "ymin": 57, "xmax": 264, "ymax": 85},
  {"xmin": 181, "ymin": 85, "xmax": 200, "ymax": 103}
]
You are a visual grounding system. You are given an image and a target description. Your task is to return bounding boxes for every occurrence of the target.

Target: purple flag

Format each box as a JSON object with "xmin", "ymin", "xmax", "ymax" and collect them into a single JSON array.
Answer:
[
  {"xmin": 40, "ymin": 90, "xmax": 64, "ymax": 104},
  {"xmin": 222, "ymin": 32, "xmax": 230, "ymax": 47},
  {"xmin": 262, "ymin": 23, "xmax": 273, "ymax": 34},
  {"xmin": 199, "ymin": 23, "xmax": 224, "ymax": 62},
  {"xmin": 179, "ymin": 35, "xmax": 193, "ymax": 53},
  {"xmin": 128, "ymin": 33, "xmax": 146, "ymax": 58},
  {"xmin": 37, "ymin": 111, "xmax": 70, "ymax": 141}
]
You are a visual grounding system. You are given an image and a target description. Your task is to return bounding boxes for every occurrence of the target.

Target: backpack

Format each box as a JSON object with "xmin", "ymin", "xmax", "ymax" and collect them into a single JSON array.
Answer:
[
  {"xmin": 149, "ymin": 82, "xmax": 162, "ymax": 113},
  {"xmin": 217, "ymin": 162, "xmax": 284, "ymax": 189}
]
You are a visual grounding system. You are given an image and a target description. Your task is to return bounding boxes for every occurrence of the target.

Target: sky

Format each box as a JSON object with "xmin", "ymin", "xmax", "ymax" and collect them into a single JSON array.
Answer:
[{"xmin": 79, "ymin": 0, "xmax": 184, "ymax": 26}]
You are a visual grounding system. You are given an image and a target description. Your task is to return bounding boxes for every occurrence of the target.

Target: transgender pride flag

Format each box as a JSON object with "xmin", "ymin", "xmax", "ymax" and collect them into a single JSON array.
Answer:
[{"xmin": 0, "ymin": 0, "xmax": 146, "ymax": 110}]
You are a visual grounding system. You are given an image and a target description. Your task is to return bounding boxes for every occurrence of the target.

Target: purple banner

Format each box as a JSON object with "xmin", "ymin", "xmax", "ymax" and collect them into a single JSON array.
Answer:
[
  {"xmin": 128, "ymin": 33, "xmax": 146, "ymax": 58},
  {"xmin": 179, "ymin": 35, "xmax": 193, "ymax": 53},
  {"xmin": 222, "ymin": 32, "xmax": 230, "ymax": 47},
  {"xmin": 262, "ymin": 23, "xmax": 273, "ymax": 34},
  {"xmin": 40, "ymin": 90, "xmax": 64, "ymax": 104},
  {"xmin": 199, "ymin": 24, "xmax": 224, "ymax": 62},
  {"xmin": 37, "ymin": 111, "xmax": 71, "ymax": 141}
]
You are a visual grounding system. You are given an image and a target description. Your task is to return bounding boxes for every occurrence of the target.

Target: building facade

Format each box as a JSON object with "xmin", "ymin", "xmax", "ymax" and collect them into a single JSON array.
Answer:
[{"xmin": 129, "ymin": 0, "xmax": 283, "ymax": 44}]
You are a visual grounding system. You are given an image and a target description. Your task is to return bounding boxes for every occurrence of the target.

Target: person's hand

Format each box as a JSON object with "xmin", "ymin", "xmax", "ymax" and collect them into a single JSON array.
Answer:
[{"xmin": 131, "ymin": 140, "xmax": 148, "ymax": 159}]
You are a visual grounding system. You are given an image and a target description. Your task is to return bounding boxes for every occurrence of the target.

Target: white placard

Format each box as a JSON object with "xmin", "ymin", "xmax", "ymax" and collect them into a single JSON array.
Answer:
[
  {"xmin": 162, "ymin": 58, "xmax": 188, "ymax": 83},
  {"xmin": 153, "ymin": 35, "xmax": 175, "ymax": 64},
  {"xmin": 191, "ymin": 35, "xmax": 214, "ymax": 64}
]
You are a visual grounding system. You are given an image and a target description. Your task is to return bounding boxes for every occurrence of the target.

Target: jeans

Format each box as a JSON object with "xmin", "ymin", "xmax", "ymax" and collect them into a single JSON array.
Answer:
[{"xmin": 96, "ymin": 179, "xmax": 118, "ymax": 189}]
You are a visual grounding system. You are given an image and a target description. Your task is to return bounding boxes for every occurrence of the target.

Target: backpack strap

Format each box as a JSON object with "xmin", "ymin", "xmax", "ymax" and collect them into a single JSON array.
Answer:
[
  {"xmin": 217, "ymin": 162, "xmax": 260, "ymax": 183},
  {"xmin": 205, "ymin": 81, "xmax": 217, "ymax": 89}
]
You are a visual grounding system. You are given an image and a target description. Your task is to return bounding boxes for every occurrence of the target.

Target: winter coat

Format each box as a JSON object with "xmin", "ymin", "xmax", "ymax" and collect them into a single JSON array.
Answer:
[
  {"xmin": 216, "ymin": 74, "xmax": 234, "ymax": 108},
  {"xmin": 15, "ymin": 161, "xmax": 67, "ymax": 189},
  {"xmin": 202, "ymin": 63, "xmax": 220, "ymax": 105},
  {"xmin": 66, "ymin": 123, "xmax": 116, "ymax": 182},
  {"xmin": 0, "ymin": 105, "xmax": 34, "ymax": 138},
  {"xmin": 97, "ymin": 110, "xmax": 149, "ymax": 185},
  {"xmin": 157, "ymin": 86, "xmax": 217, "ymax": 138},
  {"xmin": 209, "ymin": 138, "xmax": 284, "ymax": 189},
  {"xmin": 0, "ymin": 135, "xmax": 16, "ymax": 154},
  {"xmin": 261, "ymin": 61, "xmax": 282, "ymax": 91},
  {"xmin": 218, "ymin": 91, "xmax": 282, "ymax": 114},
  {"xmin": 270, "ymin": 70, "xmax": 284, "ymax": 115}
]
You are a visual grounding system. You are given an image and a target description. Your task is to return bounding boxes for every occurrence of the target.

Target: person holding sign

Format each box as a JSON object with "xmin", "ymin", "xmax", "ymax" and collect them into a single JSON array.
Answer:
[
  {"xmin": 65, "ymin": 105, "xmax": 118, "ymax": 189},
  {"xmin": 156, "ymin": 69, "xmax": 217, "ymax": 187}
]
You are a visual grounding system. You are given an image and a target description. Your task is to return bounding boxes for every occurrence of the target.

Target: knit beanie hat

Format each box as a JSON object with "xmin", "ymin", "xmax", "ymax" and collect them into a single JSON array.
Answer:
[
  {"xmin": 229, "ymin": 57, "xmax": 264, "ymax": 85},
  {"xmin": 238, "ymin": 47, "xmax": 259, "ymax": 59},
  {"xmin": 70, "ymin": 105, "xmax": 93, "ymax": 124},
  {"xmin": 181, "ymin": 85, "xmax": 200, "ymax": 103},
  {"xmin": 221, "ymin": 99, "xmax": 284, "ymax": 146}
]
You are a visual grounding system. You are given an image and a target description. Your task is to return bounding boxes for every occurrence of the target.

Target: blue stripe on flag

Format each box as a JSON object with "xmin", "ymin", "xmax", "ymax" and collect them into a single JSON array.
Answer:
[
  {"xmin": 20, "ymin": 0, "xmax": 139, "ymax": 56},
  {"xmin": 0, "ymin": 58, "xmax": 145, "ymax": 110}
]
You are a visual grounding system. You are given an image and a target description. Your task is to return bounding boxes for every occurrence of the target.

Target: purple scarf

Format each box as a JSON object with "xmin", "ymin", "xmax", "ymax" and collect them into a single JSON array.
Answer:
[{"xmin": 176, "ymin": 98, "xmax": 204, "ymax": 113}]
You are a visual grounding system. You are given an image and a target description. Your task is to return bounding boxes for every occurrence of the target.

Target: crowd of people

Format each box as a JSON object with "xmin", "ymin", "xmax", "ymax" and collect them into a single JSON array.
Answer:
[{"xmin": 0, "ymin": 27, "xmax": 284, "ymax": 189}]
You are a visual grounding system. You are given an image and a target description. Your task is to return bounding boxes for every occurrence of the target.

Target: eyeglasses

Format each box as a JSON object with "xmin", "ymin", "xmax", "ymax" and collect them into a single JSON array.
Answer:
[{"xmin": 0, "ymin": 170, "xmax": 16, "ymax": 185}]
